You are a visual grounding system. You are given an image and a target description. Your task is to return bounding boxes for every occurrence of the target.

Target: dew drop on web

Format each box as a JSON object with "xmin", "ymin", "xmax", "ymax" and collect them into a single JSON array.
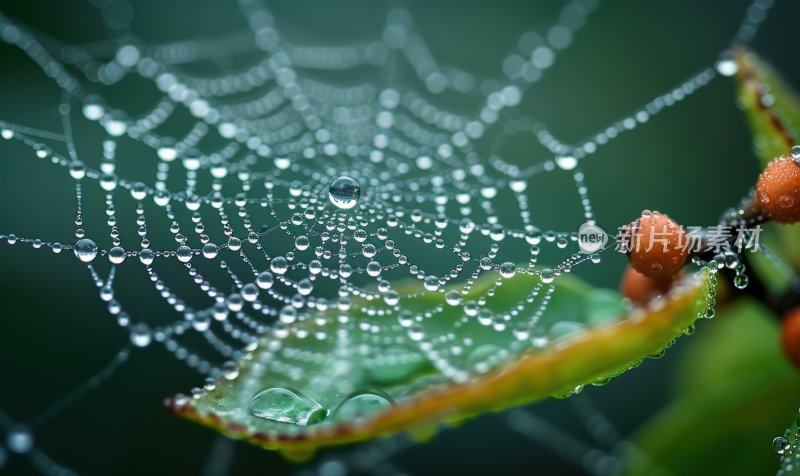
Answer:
[
  {"xmin": 328, "ymin": 176, "xmax": 360, "ymax": 209},
  {"xmin": 73, "ymin": 238, "xmax": 98, "ymax": 262}
]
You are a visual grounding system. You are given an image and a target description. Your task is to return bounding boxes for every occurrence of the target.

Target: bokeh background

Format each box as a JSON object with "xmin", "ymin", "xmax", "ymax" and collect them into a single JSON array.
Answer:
[{"xmin": 0, "ymin": 0, "xmax": 798, "ymax": 474}]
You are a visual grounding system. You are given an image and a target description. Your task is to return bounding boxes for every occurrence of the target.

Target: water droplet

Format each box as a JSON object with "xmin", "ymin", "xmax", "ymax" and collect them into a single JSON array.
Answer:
[
  {"xmin": 733, "ymin": 274, "xmax": 749, "ymax": 289},
  {"xmin": 792, "ymin": 145, "xmax": 800, "ymax": 163},
  {"xmin": 445, "ymin": 290, "xmax": 462, "ymax": 306},
  {"xmin": 256, "ymin": 271, "xmax": 274, "ymax": 289},
  {"xmin": 423, "ymin": 275, "xmax": 440, "ymax": 291},
  {"xmin": 99, "ymin": 173, "xmax": 118, "ymax": 191},
  {"xmin": 6, "ymin": 425, "xmax": 33, "ymax": 453},
  {"xmin": 241, "ymin": 283, "xmax": 259, "ymax": 302},
  {"xmin": 108, "ymin": 246, "xmax": 126, "ymax": 264},
  {"xmin": 248, "ymin": 387, "xmax": 327, "ymax": 426},
  {"xmin": 139, "ymin": 249, "xmax": 155, "ymax": 265},
  {"xmin": 201, "ymin": 243, "xmax": 218, "ymax": 259},
  {"xmin": 773, "ymin": 436, "xmax": 789, "ymax": 454},
  {"xmin": 270, "ymin": 256, "xmax": 288, "ymax": 274},
  {"xmin": 227, "ymin": 236, "xmax": 242, "ymax": 251},
  {"xmin": 366, "ymin": 261, "xmax": 383, "ymax": 277},
  {"xmin": 297, "ymin": 278, "xmax": 314, "ymax": 296},
  {"xmin": 499, "ymin": 262, "xmax": 516, "ymax": 278},
  {"xmin": 531, "ymin": 332, "xmax": 550, "ymax": 348},
  {"xmin": 226, "ymin": 294, "xmax": 244, "ymax": 312},
  {"xmin": 130, "ymin": 323, "xmax": 152, "ymax": 347},
  {"xmin": 74, "ymin": 239, "xmax": 98, "ymax": 262},
  {"xmin": 362, "ymin": 243, "xmax": 377, "ymax": 258},
  {"xmin": 328, "ymin": 176, "xmax": 360, "ymax": 210},
  {"xmin": 383, "ymin": 290, "xmax": 400, "ymax": 306},
  {"xmin": 556, "ymin": 155, "xmax": 578, "ymax": 170},
  {"xmin": 509, "ymin": 180, "xmax": 527, "ymax": 193},
  {"xmin": 715, "ymin": 58, "xmax": 738, "ymax": 77},
  {"xmin": 82, "ymin": 100, "xmax": 105, "ymax": 120},
  {"xmin": 221, "ymin": 361, "xmax": 239, "ymax": 380},
  {"xmin": 332, "ymin": 389, "xmax": 394, "ymax": 422},
  {"xmin": 540, "ymin": 268, "xmax": 555, "ymax": 283},
  {"xmin": 69, "ymin": 162, "xmax": 86, "ymax": 180},
  {"xmin": 176, "ymin": 246, "xmax": 193, "ymax": 263},
  {"xmin": 294, "ymin": 235, "xmax": 310, "ymax": 251}
]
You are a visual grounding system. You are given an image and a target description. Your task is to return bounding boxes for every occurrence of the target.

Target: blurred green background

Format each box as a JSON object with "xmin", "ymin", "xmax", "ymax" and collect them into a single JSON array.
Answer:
[{"xmin": 0, "ymin": 0, "xmax": 798, "ymax": 474}]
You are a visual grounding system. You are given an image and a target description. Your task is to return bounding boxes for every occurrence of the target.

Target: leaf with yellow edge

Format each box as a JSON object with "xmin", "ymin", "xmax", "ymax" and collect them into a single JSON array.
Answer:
[{"xmin": 168, "ymin": 267, "xmax": 714, "ymax": 459}]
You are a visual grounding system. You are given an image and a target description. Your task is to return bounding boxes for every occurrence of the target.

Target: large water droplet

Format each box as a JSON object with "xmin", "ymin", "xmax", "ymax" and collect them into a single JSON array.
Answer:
[
  {"xmin": 256, "ymin": 271, "xmax": 274, "ymax": 289},
  {"xmin": 270, "ymin": 256, "xmax": 288, "ymax": 274},
  {"xmin": 108, "ymin": 246, "xmax": 126, "ymax": 264},
  {"xmin": 328, "ymin": 176, "xmax": 360, "ymax": 210},
  {"xmin": 74, "ymin": 239, "xmax": 98, "ymax": 262},
  {"xmin": 6, "ymin": 425, "xmax": 33, "ymax": 454},
  {"xmin": 202, "ymin": 243, "xmax": 218, "ymax": 259},
  {"xmin": 332, "ymin": 389, "xmax": 394, "ymax": 422},
  {"xmin": 423, "ymin": 275, "xmax": 440, "ymax": 291},
  {"xmin": 773, "ymin": 436, "xmax": 789, "ymax": 454},
  {"xmin": 248, "ymin": 387, "xmax": 327, "ymax": 426},
  {"xmin": 139, "ymin": 249, "xmax": 155, "ymax": 265},
  {"xmin": 241, "ymin": 283, "xmax": 259, "ymax": 302},
  {"xmin": 176, "ymin": 246, "xmax": 193, "ymax": 263}
]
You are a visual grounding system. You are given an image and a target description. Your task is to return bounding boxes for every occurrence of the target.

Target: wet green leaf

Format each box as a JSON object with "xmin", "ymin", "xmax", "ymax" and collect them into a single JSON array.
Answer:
[
  {"xmin": 624, "ymin": 299, "xmax": 800, "ymax": 476},
  {"xmin": 170, "ymin": 268, "xmax": 713, "ymax": 458}
]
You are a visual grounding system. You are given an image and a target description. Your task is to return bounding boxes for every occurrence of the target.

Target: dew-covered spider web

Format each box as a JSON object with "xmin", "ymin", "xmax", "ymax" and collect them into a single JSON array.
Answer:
[{"xmin": 0, "ymin": 0, "xmax": 784, "ymax": 474}]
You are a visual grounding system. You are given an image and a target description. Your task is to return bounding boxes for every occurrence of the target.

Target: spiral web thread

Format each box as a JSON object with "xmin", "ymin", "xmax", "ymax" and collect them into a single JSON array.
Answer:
[{"xmin": 0, "ymin": 0, "xmax": 776, "ymax": 474}]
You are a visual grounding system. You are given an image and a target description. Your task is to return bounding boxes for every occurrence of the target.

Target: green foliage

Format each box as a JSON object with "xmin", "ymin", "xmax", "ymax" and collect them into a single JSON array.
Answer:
[
  {"xmin": 735, "ymin": 49, "xmax": 800, "ymax": 276},
  {"xmin": 624, "ymin": 299, "xmax": 800, "ymax": 476},
  {"xmin": 623, "ymin": 49, "xmax": 800, "ymax": 476},
  {"xmin": 174, "ymin": 268, "xmax": 712, "ymax": 456}
]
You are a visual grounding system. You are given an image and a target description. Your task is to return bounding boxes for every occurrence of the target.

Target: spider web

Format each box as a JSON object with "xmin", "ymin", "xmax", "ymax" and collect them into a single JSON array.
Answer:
[{"xmin": 0, "ymin": 0, "xmax": 778, "ymax": 474}]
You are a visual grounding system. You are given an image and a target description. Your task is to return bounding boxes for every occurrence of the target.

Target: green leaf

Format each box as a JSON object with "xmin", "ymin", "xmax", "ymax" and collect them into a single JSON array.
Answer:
[
  {"xmin": 623, "ymin": 299, "xmax": 800, "ymax": 476},
  {"xmin": 734, "ymin": 49, "xmax": 800, "ymax": 168},
  {"xmin": 169, "ymin": 267, "xmax": 714, "ymax": 458},
  {"xmin": 735, "ymin": 49, "xmax": 800, "ymax": 274}
]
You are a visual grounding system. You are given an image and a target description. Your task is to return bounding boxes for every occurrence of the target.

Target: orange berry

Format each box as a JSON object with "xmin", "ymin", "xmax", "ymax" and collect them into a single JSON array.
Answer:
[
  {"xmin": 756, "ymin": 156, "xmax": 800, "ymax": 223},
  {"xmin": 620, "ymin": 266, "xmax": 681, "ymax": 306},
  {"xmin": 627, "ymin": 211, "xmax": 689, "ymax": 279},
  {"xmin": 781, "ymin": 307, "xmax": 800, "ymax": 371}
]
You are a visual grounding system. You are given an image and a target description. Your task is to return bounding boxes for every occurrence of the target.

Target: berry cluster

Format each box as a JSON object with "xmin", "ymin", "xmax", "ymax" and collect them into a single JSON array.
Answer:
[{"xmin": 619, "ymin": 152, "xmax": 800, "ymax": 369}]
